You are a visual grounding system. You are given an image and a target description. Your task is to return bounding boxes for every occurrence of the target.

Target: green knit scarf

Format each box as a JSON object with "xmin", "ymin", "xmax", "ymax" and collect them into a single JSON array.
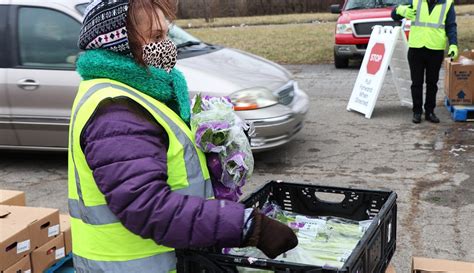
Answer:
[{"xmin": 76, "ymin": 49, "xmax": 191, "ymax": 123}]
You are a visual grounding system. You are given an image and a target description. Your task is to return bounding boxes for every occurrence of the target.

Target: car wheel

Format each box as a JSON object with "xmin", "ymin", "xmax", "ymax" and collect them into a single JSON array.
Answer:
[{"xmin": 334, "ymin": 52, "xmax": 349, "ymax": 69}]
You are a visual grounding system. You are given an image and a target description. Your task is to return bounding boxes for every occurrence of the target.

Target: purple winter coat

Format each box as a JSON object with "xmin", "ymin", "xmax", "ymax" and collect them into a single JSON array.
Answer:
[{"xmin": 80, "ymin": 97, "xmax": 245, "ymax": 248}]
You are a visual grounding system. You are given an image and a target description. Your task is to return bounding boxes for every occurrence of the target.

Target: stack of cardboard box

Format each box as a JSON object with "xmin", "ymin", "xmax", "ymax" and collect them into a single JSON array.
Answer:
[
  {"xmin": 0, "ymin": 190, "xmax": 72, "ymax": 273},
  {"xmin": 444, "ymin": 50, "xmax": 474, "ymax": 105}
]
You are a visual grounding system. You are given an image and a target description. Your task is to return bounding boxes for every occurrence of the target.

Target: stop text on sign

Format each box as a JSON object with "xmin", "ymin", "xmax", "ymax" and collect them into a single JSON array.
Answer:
[{"xmin": 370, "ymin": 53, "xmax": 383, "ymax": 62}]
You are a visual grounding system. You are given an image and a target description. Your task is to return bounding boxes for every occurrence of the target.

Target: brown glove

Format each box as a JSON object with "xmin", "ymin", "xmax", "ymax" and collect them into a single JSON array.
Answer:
[{"xmin": 242, "ymin": 209, "xmax": 298, "ymax": 259}]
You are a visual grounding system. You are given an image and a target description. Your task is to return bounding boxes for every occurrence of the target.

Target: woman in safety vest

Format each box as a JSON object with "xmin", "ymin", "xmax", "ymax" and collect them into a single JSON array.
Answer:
[
  {"xmin": 69, "ymin": 0, "xmax": 298, "ymax": 272},
  {"xmin": 392, "ymin": 0, "xmax": 458, "ymax": 123}
]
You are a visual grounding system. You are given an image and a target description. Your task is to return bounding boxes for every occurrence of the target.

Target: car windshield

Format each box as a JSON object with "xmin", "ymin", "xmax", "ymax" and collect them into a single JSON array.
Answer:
[
  {"xmin": 76, "ymin": 3, "xmax": 88, "ymax": 14},
  {"xmin": 345, "ymin": 0, "xmax": 410, "ymax": 11},
  {"xmin": 168, "ymin": 25, "xmax": 202, "ymax": 47}
]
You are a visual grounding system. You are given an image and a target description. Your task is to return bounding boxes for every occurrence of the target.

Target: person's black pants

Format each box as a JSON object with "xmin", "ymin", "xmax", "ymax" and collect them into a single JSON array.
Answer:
[{"xmin": 407, "ymin": 47, "xmax": 445, "ymax": 114}]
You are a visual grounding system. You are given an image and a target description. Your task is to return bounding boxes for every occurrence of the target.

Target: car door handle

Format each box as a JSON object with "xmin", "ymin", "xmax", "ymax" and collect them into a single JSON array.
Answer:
[{"xmin": 17, "ymin": 79, "xmax": 39, "ymax": 91}]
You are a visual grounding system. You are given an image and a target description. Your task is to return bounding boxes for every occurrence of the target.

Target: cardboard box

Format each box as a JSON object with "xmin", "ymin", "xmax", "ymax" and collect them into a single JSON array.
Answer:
[
  {"xmin": 1, "ymin": 206, "xmax": 60, "ymax": 249},
  {"xmin": 0, "ymin": 208, "xmax": 31, "ymax": 271},
  {"xmin": 2, "ymin": 254, "xmax": 31, "ymax": 273},
  {"xmin": 412, "ymin": 257, "xmax": 474, "ymax": 273},
  {"xmin": 59, "ymin": 214, "xmax": 72, "ymax": 254},
  {"xmin": 0, "ymin": 206, "xmax": 60, "ymax": 271},
  {"xmin": 386, "ymin": 263, "xmax": 396, "ymax": 273},
  {"xmin": 31, "ymin": 234, "xmax": 65, "ymax": 273},
  {"xmin": 444, "ymin": 50, "xmax": 474, "ymax": 105},
  {"xmin": 0, "ymin": 190, "xmax": 25, "ymax": 206}
]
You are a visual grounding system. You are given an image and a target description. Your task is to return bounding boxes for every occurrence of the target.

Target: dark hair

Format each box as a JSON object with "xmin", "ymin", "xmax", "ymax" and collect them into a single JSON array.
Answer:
[{"xmin": 127, "ymin": 0, "xmax": 177, "ymax": 66}]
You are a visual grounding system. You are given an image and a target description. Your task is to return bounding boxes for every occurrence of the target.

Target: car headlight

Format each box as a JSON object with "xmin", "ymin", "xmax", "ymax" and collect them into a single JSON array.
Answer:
[
  {"xmin": 336, "ymin": 24, "xmax": 353, "ymax": 34},
  {"xmin": 230, "ymin": 88, "xmax": 278, "ymax": 111}
]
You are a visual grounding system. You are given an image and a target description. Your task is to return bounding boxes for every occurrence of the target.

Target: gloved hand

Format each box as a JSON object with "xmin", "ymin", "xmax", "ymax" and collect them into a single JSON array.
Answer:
[
  {"xmin": 396, "ymin": 5, "xmax": 416, "ymax": 20},
  {"xmin": 448, "ymin": 44, "xmax": 459, "ymax": 60},
  {"xmin": 242, "ymin": 209, "xmax": 298, "ymax": 259}
]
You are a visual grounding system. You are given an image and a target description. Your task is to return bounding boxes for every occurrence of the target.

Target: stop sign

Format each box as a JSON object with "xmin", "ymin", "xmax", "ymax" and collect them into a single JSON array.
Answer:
[{"xmin": 367, "ymin": 43, "xmax": 385, "ymax": 75}]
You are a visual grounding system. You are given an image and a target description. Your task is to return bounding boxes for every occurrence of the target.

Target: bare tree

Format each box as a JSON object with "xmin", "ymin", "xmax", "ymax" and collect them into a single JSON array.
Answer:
[{"xmin": 177, "ymin": 0, "xmax": 474, "ymax": 19}]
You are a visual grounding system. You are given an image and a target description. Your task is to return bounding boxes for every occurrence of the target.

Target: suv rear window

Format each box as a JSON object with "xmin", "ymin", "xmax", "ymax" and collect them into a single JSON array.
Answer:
[{"xmin": 18, "ymin": 7, "xmax": 81, "ymax": 68}]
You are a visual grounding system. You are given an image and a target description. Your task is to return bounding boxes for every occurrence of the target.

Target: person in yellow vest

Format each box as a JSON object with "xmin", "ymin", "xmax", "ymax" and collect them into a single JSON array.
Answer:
[
  {"xmin": 70, "ymin": 0, "xmax": 298, "ymax": 272},
  {"xmin": 392, "ymin": 0, "xmax": 458, "ymax": 123}
]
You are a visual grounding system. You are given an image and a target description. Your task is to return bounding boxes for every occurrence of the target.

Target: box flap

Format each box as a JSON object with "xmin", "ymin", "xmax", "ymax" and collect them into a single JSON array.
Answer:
[
  {"xmin": 0, "ymin": 206, "xmax": 57, "ymax": 223},
  {"xmin": 0, "ymin": 190, "xmax": 25, "ymax": 206},
  {"xmin": 413, "ymin": 257, "xmax": 474, "ymax": 273},
  {"xmin": 0, "ymin": 190, "xmax": 22, "ymax": 200}
]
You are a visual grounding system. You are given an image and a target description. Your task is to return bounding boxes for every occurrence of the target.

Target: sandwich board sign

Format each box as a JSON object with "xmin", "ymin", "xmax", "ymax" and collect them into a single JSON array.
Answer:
[
  {"xmin": 347, "ymin": 25, "xmax": 412, "ymax": 118},
  {"xmin": 389, "ymin": 23, "xmax": 412, "ymax": 107}
]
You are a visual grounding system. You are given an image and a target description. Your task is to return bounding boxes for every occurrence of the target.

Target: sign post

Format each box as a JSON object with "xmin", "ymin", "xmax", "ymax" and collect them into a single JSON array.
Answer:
[{"xmin": 347, "ymin": 26, "xmax": 411, "ymax": 118}]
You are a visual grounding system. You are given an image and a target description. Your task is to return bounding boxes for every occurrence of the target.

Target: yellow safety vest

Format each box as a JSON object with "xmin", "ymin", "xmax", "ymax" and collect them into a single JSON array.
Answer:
[
  {"xmin": 409, "ymin": 0, "xmax": 453, "ymax": 50},
  {"xmin": 68, "ymin": 79, "xmax": 213, "ymax": 273}
]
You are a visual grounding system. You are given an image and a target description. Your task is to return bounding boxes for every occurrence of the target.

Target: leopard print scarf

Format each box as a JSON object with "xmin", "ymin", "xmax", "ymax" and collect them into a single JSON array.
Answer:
[{"xmin": 142, "ymin": 38, "xmax": 177, "ymax": 73}]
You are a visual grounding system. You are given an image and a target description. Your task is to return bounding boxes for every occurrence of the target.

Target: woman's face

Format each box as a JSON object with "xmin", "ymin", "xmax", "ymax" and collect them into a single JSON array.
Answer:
[{"xmin": 134, "ymin": 6, "xmax": 168, "ymax": 46}]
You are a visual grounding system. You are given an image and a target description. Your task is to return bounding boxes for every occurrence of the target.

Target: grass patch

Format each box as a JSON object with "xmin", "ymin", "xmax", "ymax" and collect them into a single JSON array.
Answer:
[
  {"xmin": 186, "ymin": 6, "xmax": 474, "ymax": 64},
  {"xmin": 458, "ymin": 16, "xmax": 474, "ymax": 52},
  {"xmin": 175, "ymin": 13, "xmax": 338, "ymax": 29},
  {"xmin": 456, "ymin": 4, "xmax": 474, "ymax": 15},
  {"xmin": 188, "ymin": 23, "xmax": 335, "ymax": 64}
]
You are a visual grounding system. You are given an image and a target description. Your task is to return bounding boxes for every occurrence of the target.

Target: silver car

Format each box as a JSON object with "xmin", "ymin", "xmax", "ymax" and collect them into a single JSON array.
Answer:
[{"xmin": 0, "ymin": 0, "xmax": 309, "ymax": 152}]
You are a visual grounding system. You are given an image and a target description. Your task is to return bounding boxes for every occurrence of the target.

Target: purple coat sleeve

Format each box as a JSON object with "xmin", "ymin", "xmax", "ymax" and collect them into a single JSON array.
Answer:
[{"xmin": 80, "ymin": 97, "xmax": 245, "ymax": 248}]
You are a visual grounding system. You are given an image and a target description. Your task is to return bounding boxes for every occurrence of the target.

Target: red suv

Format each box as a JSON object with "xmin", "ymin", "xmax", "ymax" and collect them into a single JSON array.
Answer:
[{"xmin": 331, "ymin": 0, "xmax": 410, "ymax": 68}]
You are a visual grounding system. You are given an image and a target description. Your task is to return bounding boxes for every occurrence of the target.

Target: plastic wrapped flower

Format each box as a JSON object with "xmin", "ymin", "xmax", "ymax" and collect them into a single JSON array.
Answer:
[{"xmin": 191, "ymin": 94, "xmax": 254, "ymax": 200}]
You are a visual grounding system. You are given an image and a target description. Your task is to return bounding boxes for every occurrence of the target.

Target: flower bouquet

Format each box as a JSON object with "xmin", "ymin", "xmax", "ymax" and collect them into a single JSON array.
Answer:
[{"xmin": 191, "ymin": 94, "xmax": 254, "ymax": 201}]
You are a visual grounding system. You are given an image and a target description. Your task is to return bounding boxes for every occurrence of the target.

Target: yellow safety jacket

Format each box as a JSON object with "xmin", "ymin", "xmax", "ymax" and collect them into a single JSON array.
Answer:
[
  {"xmin": 68, "ymin": 79, "xmax": 213, "ymax": 273},
  {"xmin": 409, "ymin": 0, "xmax": 453, "ymax": 50}
]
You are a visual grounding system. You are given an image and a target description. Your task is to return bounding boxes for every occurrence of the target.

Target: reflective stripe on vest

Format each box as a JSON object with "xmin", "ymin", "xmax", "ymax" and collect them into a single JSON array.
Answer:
[
  {"xmin": 69, "ymin": 82, "xmax": 213, "ymax": 226},
  {"xmin": 73, "ymin": 252, "xmax": 176, "ymax": 273},
  {"xmin": 412, "ymin": 0, "xmax": 448, "ymax": 29}
]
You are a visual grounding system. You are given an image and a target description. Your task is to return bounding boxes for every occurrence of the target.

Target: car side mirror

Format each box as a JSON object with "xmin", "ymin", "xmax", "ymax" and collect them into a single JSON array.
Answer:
[{"xmin": 330, "ymin": 4, "xmax": 341, "ymax": 14}]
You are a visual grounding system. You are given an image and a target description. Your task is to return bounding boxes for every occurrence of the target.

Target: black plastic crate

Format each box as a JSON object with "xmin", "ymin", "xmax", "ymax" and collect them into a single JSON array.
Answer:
[{"xmin": 176, "ymin": 180, "xmax": 397, "ymax": 273}]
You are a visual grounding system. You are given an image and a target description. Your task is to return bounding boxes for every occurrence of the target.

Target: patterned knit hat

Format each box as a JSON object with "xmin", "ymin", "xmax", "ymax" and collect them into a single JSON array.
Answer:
[{"xmin": 78, "ymin": 0, "xmax": 131, "ymax": 55}]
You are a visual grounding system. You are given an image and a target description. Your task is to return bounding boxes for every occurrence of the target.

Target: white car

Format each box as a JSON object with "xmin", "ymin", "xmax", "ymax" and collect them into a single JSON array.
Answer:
[{"xmin": 0, "ymin": 0, "xmax": 309, "ymax": 152}]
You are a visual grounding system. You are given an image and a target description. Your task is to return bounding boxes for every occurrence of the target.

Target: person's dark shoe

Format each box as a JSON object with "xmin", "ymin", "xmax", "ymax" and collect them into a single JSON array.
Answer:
[
  {"xmin": 425, "ymin": 112, "xmax": 440, "ymax": 123},
  {"xmin": 412, "ymin": 113, "xmax": 422, "ymax": 124}
]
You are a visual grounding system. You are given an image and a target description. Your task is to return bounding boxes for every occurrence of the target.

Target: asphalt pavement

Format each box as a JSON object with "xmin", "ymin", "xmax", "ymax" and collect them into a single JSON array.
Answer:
[{"xmin": 1, "ymin": 64, "xmax": 473, "ymax": 272}]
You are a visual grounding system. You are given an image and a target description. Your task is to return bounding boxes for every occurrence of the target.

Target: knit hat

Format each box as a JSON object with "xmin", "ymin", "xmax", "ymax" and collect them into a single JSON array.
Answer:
[{"xmin": 78, "ymin": 0, "xmax": 131, "ymax": 55}]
